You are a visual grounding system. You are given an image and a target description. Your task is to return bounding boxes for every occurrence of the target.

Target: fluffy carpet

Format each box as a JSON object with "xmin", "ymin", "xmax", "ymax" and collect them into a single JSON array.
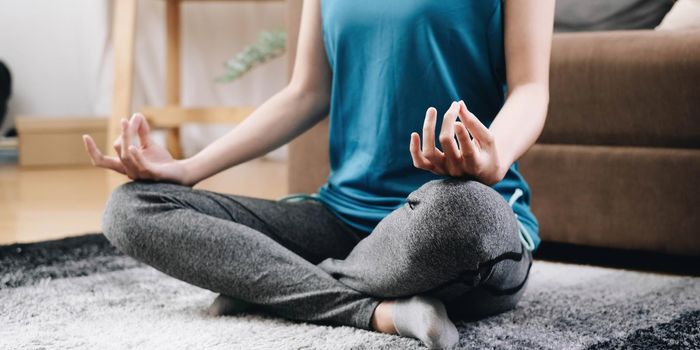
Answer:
[{"xmin": 1, "ymin": 234, "xmax": 699, "ymax": 349}]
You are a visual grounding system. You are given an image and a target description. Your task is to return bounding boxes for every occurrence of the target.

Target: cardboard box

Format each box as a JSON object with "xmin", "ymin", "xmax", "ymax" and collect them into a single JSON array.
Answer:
[{"xmin": 17, "ymin": 116, "xmax": 108, "ymax": 167}]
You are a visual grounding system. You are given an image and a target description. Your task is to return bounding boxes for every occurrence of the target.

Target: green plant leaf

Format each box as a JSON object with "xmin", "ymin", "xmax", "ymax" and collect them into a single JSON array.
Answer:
[{"xmin": 217, "ymin": 29, "xmax": 287, "ymax": 84}]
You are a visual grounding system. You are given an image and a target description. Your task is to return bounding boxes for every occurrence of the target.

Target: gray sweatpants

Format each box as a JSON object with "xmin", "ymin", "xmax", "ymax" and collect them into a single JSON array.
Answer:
[{"xmin": 102, "ymin": 179, "xmax": 532, "ymax": 330}]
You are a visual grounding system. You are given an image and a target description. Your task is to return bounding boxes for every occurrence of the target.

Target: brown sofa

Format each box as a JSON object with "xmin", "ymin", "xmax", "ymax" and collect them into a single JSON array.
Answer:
[{"xmin": 285, "ymin": 12, "xmax": 700, "ymax": 257}]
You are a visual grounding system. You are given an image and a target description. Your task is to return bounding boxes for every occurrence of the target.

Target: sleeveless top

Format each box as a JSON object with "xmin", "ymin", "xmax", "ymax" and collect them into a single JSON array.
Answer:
[{"xmin": 314, "ymin": 0, "xmax": 541, "ymax": 250}]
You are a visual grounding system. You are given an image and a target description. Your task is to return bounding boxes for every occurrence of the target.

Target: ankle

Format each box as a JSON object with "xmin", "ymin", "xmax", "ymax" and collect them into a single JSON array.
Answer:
[
  {"xmin": 370, "ymin": 300, "xmax": 397, "ymax": 334},
  {"xmin": 392, "ymin": 296, "xmax": 459, "ymax": 349}
]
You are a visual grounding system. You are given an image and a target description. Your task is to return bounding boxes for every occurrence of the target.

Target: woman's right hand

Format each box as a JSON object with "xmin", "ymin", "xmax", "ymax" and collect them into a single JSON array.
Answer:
[{"xmin": 82, "ymin": 113, "xmax": 192, "ymax": 186}]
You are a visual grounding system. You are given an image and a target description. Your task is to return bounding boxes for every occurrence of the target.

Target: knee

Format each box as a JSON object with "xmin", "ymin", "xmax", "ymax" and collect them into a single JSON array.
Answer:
[
  {"xmin": 408, "ymin": 179, "xmax": 520, "ymax": 261},
  {"xmin": 101, "ymin": 181, "xmax": 152, "ymax": 256}
]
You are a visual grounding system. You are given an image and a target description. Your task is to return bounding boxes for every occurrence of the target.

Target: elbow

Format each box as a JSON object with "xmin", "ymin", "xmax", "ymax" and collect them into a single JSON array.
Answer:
[
  {"xmin": 514, "ymin": 81, "xmax": 548, "ymax": 102},
  {"xmin": 286, "ymin": 76, "xmax": 330, "ymax": 102},
  {"xmin": 541, "ymin": 84, "xmax": 550, "ymax": 109},
  {"xmin": 509, "ymin": 82, "xmax": 549, "ymax": 115},
  {"xmin": 283, "ymin": 82, "xmax": 331, "ymax": 123},
  {"xmin": 286, "ymin": 81, "xmax": 329, "ymax": 106},
  {"xmin": 538, "ymin": 83, "xmax": 550, "ymax": 123},
  {"xmin": 540, "ymin": 84, "xmax": 550, "ymax": 125},
  {"xmin": 508, "ymin": 82, "xmax": 549, "ymax": 137},
  {"xmin": 533, "ymin": 84, "xmax": 549, "ymax": 135}
]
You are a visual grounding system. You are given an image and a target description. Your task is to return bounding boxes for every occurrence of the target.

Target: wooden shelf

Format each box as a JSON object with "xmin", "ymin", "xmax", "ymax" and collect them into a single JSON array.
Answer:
[{"xmin": 142, "ymin": 106, "xmax": 254, "ymax": 128}]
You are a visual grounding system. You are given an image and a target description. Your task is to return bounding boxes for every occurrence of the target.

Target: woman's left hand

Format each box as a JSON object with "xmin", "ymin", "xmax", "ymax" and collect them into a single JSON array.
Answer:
[{"xmin": 409, "ymin": 100, "xmax": 507, "ymax": 185}]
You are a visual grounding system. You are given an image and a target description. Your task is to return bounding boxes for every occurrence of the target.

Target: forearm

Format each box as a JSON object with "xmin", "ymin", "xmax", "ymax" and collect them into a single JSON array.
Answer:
[
  {"xmin": 181, "ymin": 85, "xmax": 329, "ymax": 185},
  {"xmin": 489, "ymin": 83, "xmax": 548, "ymax": 173}
]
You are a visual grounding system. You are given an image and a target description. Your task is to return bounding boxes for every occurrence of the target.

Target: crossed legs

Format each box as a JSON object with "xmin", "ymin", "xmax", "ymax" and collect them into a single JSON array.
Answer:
[{"xmin": 102, "ymin": 179, "xmax": 531, "ymax": 346}]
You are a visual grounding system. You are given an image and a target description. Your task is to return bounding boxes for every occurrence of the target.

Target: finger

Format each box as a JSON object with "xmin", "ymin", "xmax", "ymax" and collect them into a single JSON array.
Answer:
[
  {"xmin": 455, "ymin": 121, "xmax": 479, "ymax": 166},
  {"xmin": 82, "ymin": 135, "xmax": 126, "ymax": 174},
  {"xmin": 123, "ymin": 115, "xmax": 141, "ymax": 149},
  {"xmin": 459, "ymin": 100, "xmax": 494, "ymax": 147},
  {"xmin": 119, "ymin": 118, "xmax": 138, "ymax": 178},
  {"xmin": 112, "ymin": 138, "xmax": 122, "ymax": 155},
  {"xmin": 133, "ymin": 113, "xmax": 150, "ymax": 147},
  {"xmin": 82, "ymin": 134, "xmax": 101, "ymax": 164},
  {"xmin": 120, "ymin": 118, "xmax": 130, "ymax": 158},
  {"xmin": 409, "ymin": 132, "xmax": 434, "ymax": 170},
  {"xmin": 127, "ymin": 114, "xmax": 141, "ymax": 147},
  {"xmin": 421, "ymin": 107, "xmax": 444, "ymax": 164},
  {"xmin": 439, "ymin": 102, "xmax": 462, "ymax": 165}
]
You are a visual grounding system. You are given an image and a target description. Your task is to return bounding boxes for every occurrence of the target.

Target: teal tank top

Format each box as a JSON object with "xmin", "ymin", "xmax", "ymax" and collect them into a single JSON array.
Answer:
[{"xmin": 315, "ymin": 0, "xmax": 541, "ymax": 250}]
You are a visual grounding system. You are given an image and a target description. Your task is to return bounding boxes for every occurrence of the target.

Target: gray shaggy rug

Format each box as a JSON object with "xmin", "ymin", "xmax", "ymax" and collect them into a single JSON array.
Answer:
[{"xmin": 1, "ymin": 234, "xmax": 699, "ymax": 349}]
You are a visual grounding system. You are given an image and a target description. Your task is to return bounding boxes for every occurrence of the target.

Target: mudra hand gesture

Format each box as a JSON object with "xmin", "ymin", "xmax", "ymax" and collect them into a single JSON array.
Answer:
[
  {"xmin": 82, "ymin": 113, "xmax": 191, "ymax": 186},
  {"xmin": 409, "ymin": 100, "xmax": 506, "ymax": 185}
]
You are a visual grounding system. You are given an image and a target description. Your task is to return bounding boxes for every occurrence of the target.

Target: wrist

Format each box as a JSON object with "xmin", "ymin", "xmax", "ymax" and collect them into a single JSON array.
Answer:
[
  {"xmin": 178, "ymin": 157, "xmax": 199, "ymax": 187},
  {"xmin": 495, "ymin": 159, "xmax": 510, "ymax": 183},
  {"xmin": 480, "ymin": 156, "xmax": 510, "ymax": 186},
  {"xmin": 492, "ymin": 144, "xmax": 513, "ymax": 184}
]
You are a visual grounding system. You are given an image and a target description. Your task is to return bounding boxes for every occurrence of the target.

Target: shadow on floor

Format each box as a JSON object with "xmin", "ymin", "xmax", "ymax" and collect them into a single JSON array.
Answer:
[{"xmin": 535, "ymin": 241, "xmax": 700, "ymax": 277}]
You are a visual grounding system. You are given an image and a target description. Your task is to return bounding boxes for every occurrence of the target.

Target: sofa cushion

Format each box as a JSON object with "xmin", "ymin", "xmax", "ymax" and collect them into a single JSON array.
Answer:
[{"xmin": 520, "ymin": 144, "xmax": 700, "ymax": 256}]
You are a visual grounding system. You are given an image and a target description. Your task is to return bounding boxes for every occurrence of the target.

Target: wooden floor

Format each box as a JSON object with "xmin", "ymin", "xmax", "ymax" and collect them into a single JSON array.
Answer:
[{"xmin": 0, "ymin": 158, "xmax": 288, "ymax": 245}]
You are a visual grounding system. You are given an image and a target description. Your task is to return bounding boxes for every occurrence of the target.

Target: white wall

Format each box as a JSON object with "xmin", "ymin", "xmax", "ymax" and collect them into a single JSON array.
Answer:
[
  {"xmin": 0, "ymin": 0, "xmax": 289, "ymax": 158},
  {"xmin": 0, "ymin": 0, "xmax": 110, "ymax": 123}
]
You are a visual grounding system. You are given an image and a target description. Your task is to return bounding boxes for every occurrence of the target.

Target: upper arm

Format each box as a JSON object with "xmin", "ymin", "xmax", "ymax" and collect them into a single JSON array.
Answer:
[
  {"xmin": 288, "ymin": 0, "xmax": 332, "ymax": 98},
  {"xmin": 503, "ymin": 0, "xmax": 555, "ymax": 91}
]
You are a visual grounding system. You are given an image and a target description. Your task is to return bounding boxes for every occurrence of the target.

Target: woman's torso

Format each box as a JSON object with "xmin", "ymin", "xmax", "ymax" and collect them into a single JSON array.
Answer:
[{"xmin": 316, "ymin": 0, "xmax": 540, "ymax": 249}]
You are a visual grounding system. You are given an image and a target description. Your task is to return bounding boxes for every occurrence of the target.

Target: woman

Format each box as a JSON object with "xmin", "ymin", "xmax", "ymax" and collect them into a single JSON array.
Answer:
[{"xmin": 83, "ymin": 1, "xmax": 554, "ymax": 348}]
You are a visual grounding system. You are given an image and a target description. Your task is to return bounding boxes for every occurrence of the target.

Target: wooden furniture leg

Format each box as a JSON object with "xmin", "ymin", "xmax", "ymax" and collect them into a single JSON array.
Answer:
[
  {"xmin": 165, "ymin": 0, "xmax": 183, "ymax": 159},
  {"xmin": 109, "ymin": 0, "xmax": 137, "ymax": 156},
  {"xmin": 108, "ymin": 0, "xmax": 137, "ymax": 189}
]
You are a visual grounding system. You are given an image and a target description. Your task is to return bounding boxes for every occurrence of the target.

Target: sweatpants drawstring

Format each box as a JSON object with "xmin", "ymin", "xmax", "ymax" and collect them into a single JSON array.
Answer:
[
  {"xmin": 278, "ymin": 193, "xmax": 321, "ymax": 202},
  {"xmin": 508, "ymin": 188, "xmax": 535, "ymax": 251}
]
